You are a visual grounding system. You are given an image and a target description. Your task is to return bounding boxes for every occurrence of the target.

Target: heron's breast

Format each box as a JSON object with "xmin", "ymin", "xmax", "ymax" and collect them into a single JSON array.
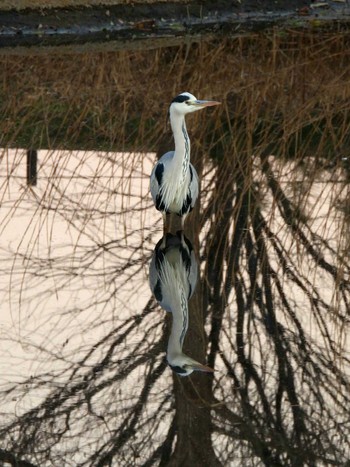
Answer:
[{"xmin": 161, "ymin": 170, "xmax": 190, "ymax": 212}]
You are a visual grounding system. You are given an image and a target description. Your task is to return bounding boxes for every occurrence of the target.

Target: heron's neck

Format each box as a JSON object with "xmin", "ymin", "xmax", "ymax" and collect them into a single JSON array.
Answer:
[
  {"xmin": 167, "ymin": 289, "xmax": 189, "ymax": 360},
  {"xmin": 170, "ymin": 111, "xmax": 191, "ymax": 180}
]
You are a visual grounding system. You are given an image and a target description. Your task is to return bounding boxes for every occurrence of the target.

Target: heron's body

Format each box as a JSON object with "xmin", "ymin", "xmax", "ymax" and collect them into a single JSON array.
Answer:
[
  {"xmin": 150, "ymin": 151, "xmax": 199, "ymax": 216},
  {"xmin": 149, "ymin": 232, "xmax": 213, "ymax": 376},
  {"xmin": 149, "ymin": 231, "xmax": 197, "ymax": 313},
  {"xmin": 150, "ymin": 92, "xmax": 220, "ymax": 229}
]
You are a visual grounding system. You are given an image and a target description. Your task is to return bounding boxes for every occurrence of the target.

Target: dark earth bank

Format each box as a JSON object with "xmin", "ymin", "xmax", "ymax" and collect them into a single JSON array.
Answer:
[{"xmin": 0, "ymin": 1, "xmax": 349, "ymax": 51}]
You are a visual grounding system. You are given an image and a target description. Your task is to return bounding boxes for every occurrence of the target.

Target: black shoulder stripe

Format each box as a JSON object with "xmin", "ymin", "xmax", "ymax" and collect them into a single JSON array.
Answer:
[
  {"xmin": 183, "ymin": 235, "xmax": 193, "ymax": 254},
  {"xmin": 180, "ymin": 193, "xmax": 192, "ymax": 215},
  {"xmin": 154, "ymin": 242, "xmax": 165, "ymax": 269},
  {"xmin": 180, "ymin": 246, "xmax": 191, "ymax": 271},
  {"xmin": 154, "ymin": 280, "xmax": 163, "ymax": 303},
  {"xmin": 155, "ymin": 163, "xmax": 164, "ymax": 186},
  {"xmin": 156, "ymin": 194, "xmax": 166, "ymax": 212},
  {"xmin": 188, "ymin": 284, "xmax": 192, "ymax": 300},
  {"xmin": 189, "ymin": 165, "xmax": 193, "ymax": 182}
]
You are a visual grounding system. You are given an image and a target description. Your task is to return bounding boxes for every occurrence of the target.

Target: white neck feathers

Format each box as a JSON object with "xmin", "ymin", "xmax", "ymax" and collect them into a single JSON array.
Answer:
[
  {"xmin": 170, "ymin": 110, "xmax": 191, "ymax": 181},
  {"xmin": 159, "ymin": 110, "xmax": 191, "ymax": 212},
  {"xmin": 159, "ymin": 255, "xmax": 189, "ymax": 359}
]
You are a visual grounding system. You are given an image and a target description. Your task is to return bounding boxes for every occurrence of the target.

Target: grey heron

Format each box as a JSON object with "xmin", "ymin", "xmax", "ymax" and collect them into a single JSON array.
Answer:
[
  {"xmin": 149, "ymin": 231, "xmax": 214, "ymax": 376},
  {"xmin": 150, "ymin": 92, "xmax": 220, "ymax": 231}
]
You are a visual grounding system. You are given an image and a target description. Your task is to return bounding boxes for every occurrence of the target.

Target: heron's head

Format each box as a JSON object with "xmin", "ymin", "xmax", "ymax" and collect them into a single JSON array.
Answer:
[
  {"xmin": 169, "ymin": 92, "xmax": 220, "ymax": 116},
  {"xmin": 168, "ymin": 353, "xmax": 214, "ymax": 377}
]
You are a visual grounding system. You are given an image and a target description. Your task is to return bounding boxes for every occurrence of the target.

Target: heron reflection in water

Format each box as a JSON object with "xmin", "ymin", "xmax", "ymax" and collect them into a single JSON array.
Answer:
[
  {"xmin": 149, "ymin": 231, "xmax": 214, "ymax": 376},
  {"xmin": 150, "ymin": 92, "xmax": 220, "ymax": 232}
]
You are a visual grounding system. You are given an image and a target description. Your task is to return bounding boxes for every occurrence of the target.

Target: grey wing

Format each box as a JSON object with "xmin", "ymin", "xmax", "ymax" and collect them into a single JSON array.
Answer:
[
  {"xmin": 150, "ymin": 166, "xmax": 160, "ymax": 204},
  {"xmin": 149, "ymin": 240, "xmax": 172, "ymax": 312},
  {"xmin": 189, "ymin": 163, "xmax": 199, "ymax": 210},
  {"xmin": 149, "ymin": 251, "xmax": 158, "ymax": 297},
  {"xmin": 150, "ymin": 152, "xmax": 174, "ymax": 207},
  {"xmin": 188, "ymin": 248, "xmax": 198, "ymax": 300},
  {"xmin": 150, "ymin": 165, "xmax": 160, "ymax": 206}
]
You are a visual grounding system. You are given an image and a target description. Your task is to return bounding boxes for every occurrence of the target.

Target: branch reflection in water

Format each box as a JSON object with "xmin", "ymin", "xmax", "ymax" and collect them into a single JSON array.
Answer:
[{"xmin": 149, "ymin": 231, "xmax": 214, "ymax": 376}]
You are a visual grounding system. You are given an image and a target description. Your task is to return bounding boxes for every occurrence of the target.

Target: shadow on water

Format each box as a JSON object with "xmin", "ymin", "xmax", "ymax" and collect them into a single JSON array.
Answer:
[{"xmin": 0, "ymin": 32, "xmax": 350, "ymax": 466}]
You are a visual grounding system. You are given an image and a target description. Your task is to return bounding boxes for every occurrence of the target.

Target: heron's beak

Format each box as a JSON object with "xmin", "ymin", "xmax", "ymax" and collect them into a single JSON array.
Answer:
[
  {"xmin": 188, "ymin": 362, "xmax": 215, "ymax": 373},
  {"xmin": 190, "ymin": 99, "xmax": 221, "ymax": 108}
]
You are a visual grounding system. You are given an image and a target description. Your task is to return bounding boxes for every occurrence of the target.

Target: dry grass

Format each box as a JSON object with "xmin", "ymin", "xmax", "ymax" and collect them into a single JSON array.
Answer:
[{"xmin": 1, "ymin": 32, "xmax": 350, "ymax": 155}]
